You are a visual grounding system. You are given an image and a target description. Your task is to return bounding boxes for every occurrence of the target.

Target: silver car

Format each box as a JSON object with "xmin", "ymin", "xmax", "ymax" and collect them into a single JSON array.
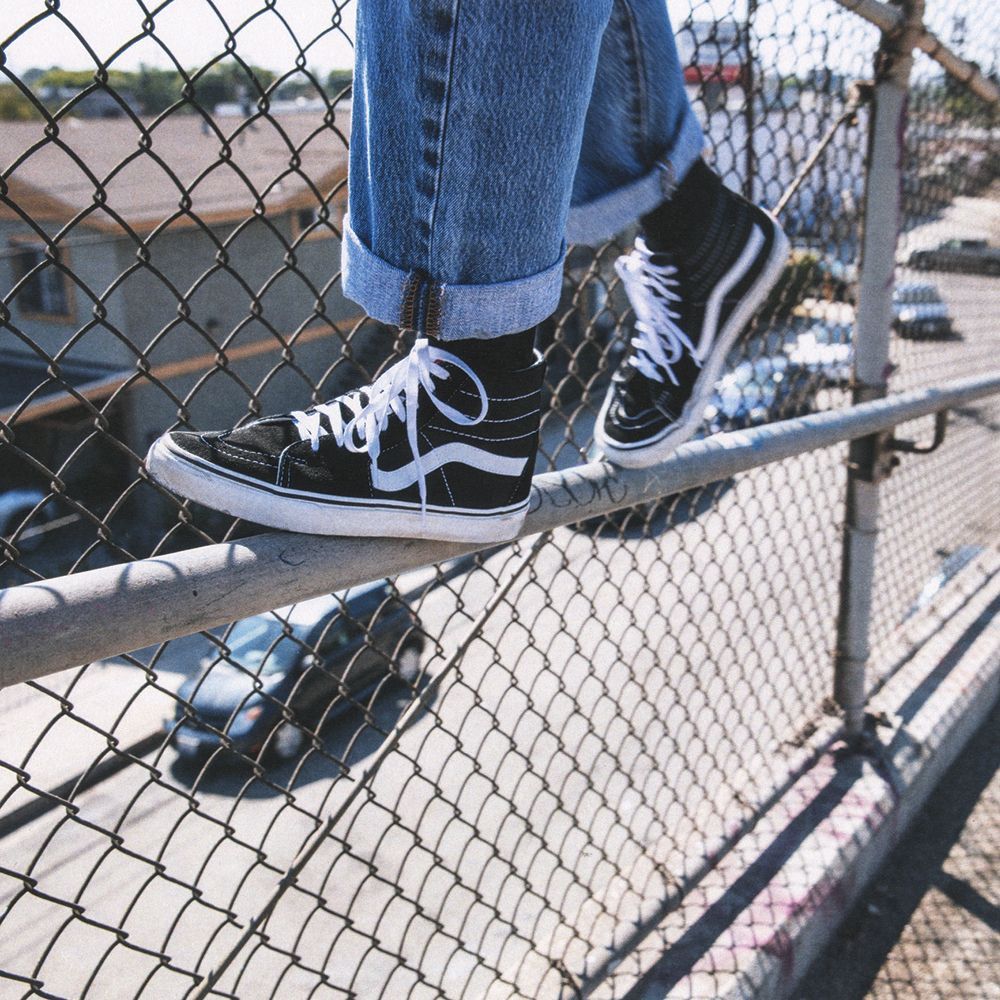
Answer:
[
  {"xmin": 892, "ymin": 282, "xmax": 953, "ymax": 339},
  {"xmin": 0, "ymin": 488, "xmax": 53, "ymax": 554}
]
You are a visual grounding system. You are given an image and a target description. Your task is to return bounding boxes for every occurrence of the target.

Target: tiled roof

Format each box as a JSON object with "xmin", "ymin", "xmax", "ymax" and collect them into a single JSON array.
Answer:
[
  {"xmin": 0, "ymin": 348, "xmax": 123, "ymax": 416},
  {"xmin": 1, "ymin": 108, "xmax": 350, "ymax": 233}
]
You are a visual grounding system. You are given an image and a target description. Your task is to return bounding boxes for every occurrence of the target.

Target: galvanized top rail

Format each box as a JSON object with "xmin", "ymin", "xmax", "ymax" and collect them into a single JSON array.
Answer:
[{"xmin": 3, "ymin": 369, "xmax": 999, "ymax": 689}]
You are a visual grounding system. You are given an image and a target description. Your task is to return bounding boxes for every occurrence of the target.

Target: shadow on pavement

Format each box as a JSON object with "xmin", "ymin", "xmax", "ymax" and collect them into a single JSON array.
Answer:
[{"xmin": 794, "ymin": 700, "xmax": 1000, "ymax": 1000}]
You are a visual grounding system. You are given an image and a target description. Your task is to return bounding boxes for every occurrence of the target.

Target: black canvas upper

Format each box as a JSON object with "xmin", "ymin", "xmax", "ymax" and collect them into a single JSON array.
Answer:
[
  {"xmin": 165, "ymin": 348, "xmax": 544, "ymax": 516},
  {"xmin": 602, "ymin": 181, "xmax": 781, "ymax": 450}
]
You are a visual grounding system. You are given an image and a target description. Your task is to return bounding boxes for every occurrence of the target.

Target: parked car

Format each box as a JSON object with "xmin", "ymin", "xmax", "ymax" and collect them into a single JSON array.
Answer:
[
  {"xmin": 704, "ymin": 356, "xmax": 821, "ymax": 431},
  {"xmin": 783, "ymin": 317, "xmax": 854, "ymax": 388},
  {"xmin": 907, "ymin": 239, "xmax": 1000, "ymax": 275},
  {"xmin": 167, "ymin": 581, "xmax": 423, "ymax": 763},
  {"xmin": 0, "ymin": 488, "xmax": 55, "ymax": 554},
  {"xmin": 891, "ymin": 282, "xmax": 953, "ymax": 339}
]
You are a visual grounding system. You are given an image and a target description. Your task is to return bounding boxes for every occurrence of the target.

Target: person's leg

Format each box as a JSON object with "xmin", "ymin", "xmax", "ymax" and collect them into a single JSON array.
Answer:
[
  {"xmin": 146, "ymin": 2, "xmax": 617, "ymax": 543},
  {"xmin": 568, "ymin": 1, "xmax": 790, "ymax": 468},
  {"xmin": 343, "ymin": 1, "xmax": 614, "ymax": 344},
  {"xmin": 566, "ymin": 0, "xmax": 704, "ymax": 248}
]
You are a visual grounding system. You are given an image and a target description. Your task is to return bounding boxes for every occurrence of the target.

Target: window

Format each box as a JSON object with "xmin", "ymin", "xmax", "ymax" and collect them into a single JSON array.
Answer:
[
  {"xmin": 291, "ymin": 205, "xmax": 332, "ymax": 242},
  {"xmin": 11, "ymin": 244, "xmax": 72, "ymax": 319},
  {"xmin": 289, "ymin": 188, "xmax": 347, "ymax": 241},
  {"xmin": 296, "ymin": 207, "xmax": 320, "ymax": 232}
]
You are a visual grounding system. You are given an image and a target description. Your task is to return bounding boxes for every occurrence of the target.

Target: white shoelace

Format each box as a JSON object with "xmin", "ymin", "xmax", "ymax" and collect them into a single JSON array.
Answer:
[
  {"xmin": 289, "ymin": 338, "xmax": 489, "ymax": 514},
  {"xmin": 615, "ymin": 237, "xmax": 700, "ymax": 386}
]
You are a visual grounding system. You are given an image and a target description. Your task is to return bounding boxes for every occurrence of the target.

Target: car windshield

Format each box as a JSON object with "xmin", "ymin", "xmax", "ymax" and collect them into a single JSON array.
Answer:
[
  {"xmin": 895, "ymin": 285, "xmax": 937, "ymax": 304},
  {"xmin": 717, "ymin": 360, "xmax": 784, "ymax": 408},
  {"xmin": 738, "ymin": 359, "xmax": 786, "ymax": 385},
  {"xmin": 224, "ymin": 616, "xmax": 306, "ymax": 675}
]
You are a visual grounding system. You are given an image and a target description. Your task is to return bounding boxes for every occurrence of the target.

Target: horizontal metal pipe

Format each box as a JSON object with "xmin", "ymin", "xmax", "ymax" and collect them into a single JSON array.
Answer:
[{"xmin": 2, "ymin": 370, "xmax": 999, "ymax": 688}]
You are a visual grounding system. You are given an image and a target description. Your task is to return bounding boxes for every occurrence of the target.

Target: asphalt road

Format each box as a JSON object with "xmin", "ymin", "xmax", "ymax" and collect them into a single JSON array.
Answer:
[
  {"xmin": 1, "ymin": 216, "xmax": 998, "ymax": 997},
  {"xmin": 0, "ymin": 448, "xmax": 849, "ymax": 999}
]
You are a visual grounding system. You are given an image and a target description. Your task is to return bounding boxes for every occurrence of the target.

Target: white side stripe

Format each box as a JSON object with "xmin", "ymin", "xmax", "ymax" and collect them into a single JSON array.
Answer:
[
  {"xmin": 698, "ymin": 224, "xmax": 766, "ymax": 362},
  {"xmin": 372, "ymin": 442, "xmax": 528, "ymax": 493}
]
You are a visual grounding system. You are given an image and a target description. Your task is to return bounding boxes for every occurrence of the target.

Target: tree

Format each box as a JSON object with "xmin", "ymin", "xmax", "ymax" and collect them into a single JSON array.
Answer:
[
  {"xmin": 36, "ymin": 67, "xmax": 133, "ymax": 93},
  {"xmin": 325, "ymin": 69, "xmax": 353, "ymax": 98},
  {"xmin": 0, "ymin": 83, "xmax": 39, "ymax": 120},
  {"xmin": 189, "ymin": 62, "xmax": 277, "ymax": 112},
  {"xmin": 134, "ymin": 65, "xmax": 182, "ymax": 115}
]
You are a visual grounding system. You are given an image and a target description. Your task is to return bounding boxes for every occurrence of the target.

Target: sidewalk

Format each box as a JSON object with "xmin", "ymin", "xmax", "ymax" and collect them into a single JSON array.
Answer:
[{"xmin": 795, "ymin": 701, "xmax": 999, "ymax": 1000}]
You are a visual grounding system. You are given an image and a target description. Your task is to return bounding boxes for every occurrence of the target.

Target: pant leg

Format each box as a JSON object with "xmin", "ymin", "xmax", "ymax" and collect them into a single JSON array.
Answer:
[
  {"xmin": 343, "ymin": 0, "xmax": 614, "ymax": 341},
  {"xmin": 567, "ymin": 0, "xmax": 705, "ymax": 246}
]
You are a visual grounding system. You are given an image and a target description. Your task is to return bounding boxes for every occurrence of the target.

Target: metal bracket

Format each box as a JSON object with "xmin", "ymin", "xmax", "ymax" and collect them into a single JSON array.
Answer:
[
  {"xmin": 850, "ymin": 410, "xmax": 948, "ymax": 482},
  {"xmin": 848, "ymin": 429, "xmax": 897, "ymax": 483},
  {"xmin": 889, "ymin": 409, "xmax": 948, "ymax": 454}
]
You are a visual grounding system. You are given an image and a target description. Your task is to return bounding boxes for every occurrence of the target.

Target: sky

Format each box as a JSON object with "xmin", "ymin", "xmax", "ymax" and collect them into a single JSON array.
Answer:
[
  {"xmin": 0, "ymin": 0, "xmax": 358, "ymax": 74},
  {"xmin": 0, "ymin": 0, "xmax": 991, "ymax": 82}
]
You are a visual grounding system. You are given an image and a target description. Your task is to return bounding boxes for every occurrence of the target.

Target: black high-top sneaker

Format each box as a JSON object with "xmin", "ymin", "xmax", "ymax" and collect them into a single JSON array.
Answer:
[
  {"xmin": 145, "ymin": 339, "xmax": 544, "ymax": 543},
  {"xmin": 596, "ymin": 174, "xmax": 789, "ymax": 468}
]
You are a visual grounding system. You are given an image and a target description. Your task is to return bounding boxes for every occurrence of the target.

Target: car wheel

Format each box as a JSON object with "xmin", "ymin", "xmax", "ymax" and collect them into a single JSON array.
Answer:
[
  {"xmin": 270, "ymin": 720, "xmax": 305, "ymax": 761},
  {"xmin": 397, "ymin": 643, "xmax": 423, "ymax": 684}
]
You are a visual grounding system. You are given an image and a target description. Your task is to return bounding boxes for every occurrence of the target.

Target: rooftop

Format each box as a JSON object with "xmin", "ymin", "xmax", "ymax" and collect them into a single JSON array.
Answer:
[{"xmin": 0, "ymin": 108, "xmax": 350, "ymax": 234}]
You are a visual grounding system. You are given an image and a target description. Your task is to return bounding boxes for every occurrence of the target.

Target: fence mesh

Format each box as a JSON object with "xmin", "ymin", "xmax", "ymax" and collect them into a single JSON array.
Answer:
[
  {"xmin": 867, "ymin": 25, "xmax": 1000, "ymax": 684},
  {"xmin": 1, "ymin": 1, "xmax": 998, "ymax": 997}
]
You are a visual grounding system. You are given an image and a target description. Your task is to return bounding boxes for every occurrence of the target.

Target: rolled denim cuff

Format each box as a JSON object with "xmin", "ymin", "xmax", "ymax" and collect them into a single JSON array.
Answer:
[
  {"xmin": 342, "ymin": 216, "xmax": 565, "ymax": 340},
  {"xmin": 565, "ymin": 109, "xmax": 705, "ymax": 246}
]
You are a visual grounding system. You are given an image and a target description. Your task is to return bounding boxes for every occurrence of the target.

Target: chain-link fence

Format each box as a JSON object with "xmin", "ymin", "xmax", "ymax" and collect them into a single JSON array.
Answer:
[{"xmin": 1, "ymin": 1, "xmax": 998, "ymax": 997}]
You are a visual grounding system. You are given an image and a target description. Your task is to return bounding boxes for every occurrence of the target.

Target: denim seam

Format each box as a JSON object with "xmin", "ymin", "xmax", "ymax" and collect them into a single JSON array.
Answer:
[
  {"xmin": 426, "ymin": 0, "xmax": 463, "ymax": 278},
  {"xmin": 400, "ymin": 271, "xmax": 422, "ymax": 331},
  {"xmin": 619, "ymin": 0, "xmax": 650, "ymax": 168}
]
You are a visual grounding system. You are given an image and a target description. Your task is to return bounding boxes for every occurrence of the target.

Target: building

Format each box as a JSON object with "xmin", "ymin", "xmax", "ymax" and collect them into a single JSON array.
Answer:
[
  {"xmin": 678, "ymin": 20, "xmax": 747, "ymax": 89},
  {"xmin": 0, "ymin": 108, "xmax": 380, "ymax": 494}
]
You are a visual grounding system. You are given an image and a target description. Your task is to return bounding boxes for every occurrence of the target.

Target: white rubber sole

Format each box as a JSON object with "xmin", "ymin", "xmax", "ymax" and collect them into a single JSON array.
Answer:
[
  {"xmin": 145, "ymin": 436, "xmax": 529, "ymax": 544},
  {"xmin": 597, "ymin": 213, "xmax": 791, "ymax": 469}
]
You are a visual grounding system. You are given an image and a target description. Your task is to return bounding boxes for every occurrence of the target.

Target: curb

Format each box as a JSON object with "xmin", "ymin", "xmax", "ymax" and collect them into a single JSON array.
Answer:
[{"xmin": 599, "ymin": 559, "xmax": 1000, "ymax": 1000}]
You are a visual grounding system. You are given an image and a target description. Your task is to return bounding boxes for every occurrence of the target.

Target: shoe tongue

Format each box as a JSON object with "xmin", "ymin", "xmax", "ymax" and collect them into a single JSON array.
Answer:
[{"xmin": 645, "ymin": 248, "xmax": 676, "ymax": 268}]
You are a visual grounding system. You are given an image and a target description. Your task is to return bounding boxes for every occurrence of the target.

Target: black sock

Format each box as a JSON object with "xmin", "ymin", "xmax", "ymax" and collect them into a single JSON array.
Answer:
[
  {"xmin": 640, "ymin": 158, "xmax": 724, "ymax": 255},
  {"xmin": 443, "ymin": 327, "xmax": 536, "ymax": 371}
]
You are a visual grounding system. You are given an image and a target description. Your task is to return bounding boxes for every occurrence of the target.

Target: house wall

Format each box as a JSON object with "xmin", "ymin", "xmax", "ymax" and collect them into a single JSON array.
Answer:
[
  {"xmin": 0, "ymin": 219, "xmax": 134, "ymax": 370},
  {"xmin": 2, "ymin": 209, "xmax": 397, "ymax": 457},
  {"xmin": 114, "ymin": 215, "xmax": 380, "ymax": 451}
]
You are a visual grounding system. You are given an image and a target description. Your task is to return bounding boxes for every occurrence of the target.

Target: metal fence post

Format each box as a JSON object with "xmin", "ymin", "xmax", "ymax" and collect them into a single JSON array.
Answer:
[{"xmin": 834, "ymin": 0, "xmax": 921, "ymax": 742}]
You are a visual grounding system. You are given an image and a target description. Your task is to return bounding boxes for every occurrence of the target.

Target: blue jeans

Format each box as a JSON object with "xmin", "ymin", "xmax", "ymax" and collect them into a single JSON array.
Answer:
[{"xmin": 342, "ymin": 0, "xmax": 704, "ymax": 341}]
